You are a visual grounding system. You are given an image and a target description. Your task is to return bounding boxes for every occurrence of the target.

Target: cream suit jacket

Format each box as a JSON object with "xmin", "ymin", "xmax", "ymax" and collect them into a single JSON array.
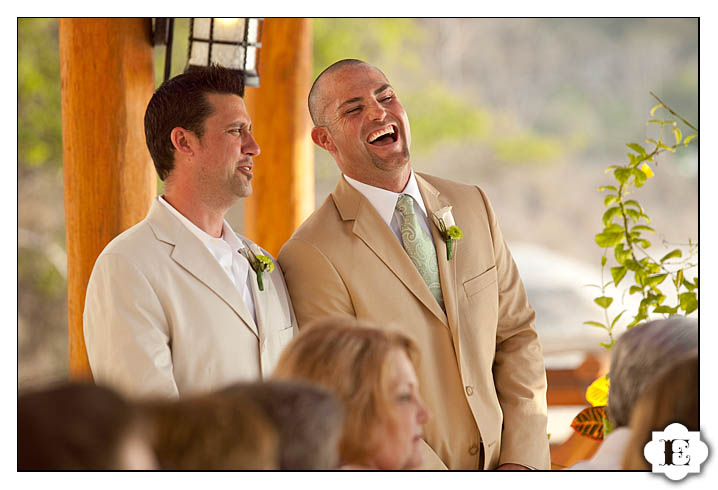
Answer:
[
  {"xmin": 278, "ymin": 173, "xmax": 549, "ymax": 470},
  {"xmin": 83, "ymin": 198, "xmax": 297, "ymax": 399}
]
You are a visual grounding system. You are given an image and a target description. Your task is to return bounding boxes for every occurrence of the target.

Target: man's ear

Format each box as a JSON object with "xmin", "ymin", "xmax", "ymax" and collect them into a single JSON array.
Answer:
[
  {"xmin": 311, "ymin": 126, "xmax": 336, "ymax": 153},
  {"xmin": 170, "ymin": 127, "xmax": 197, "ymax": 156}
]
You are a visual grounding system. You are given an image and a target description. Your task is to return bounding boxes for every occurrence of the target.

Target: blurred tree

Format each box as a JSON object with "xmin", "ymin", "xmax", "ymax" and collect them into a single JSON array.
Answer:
[{"xmin": 18, "ymin": 19, "xmax": 62, "ymax": 173}]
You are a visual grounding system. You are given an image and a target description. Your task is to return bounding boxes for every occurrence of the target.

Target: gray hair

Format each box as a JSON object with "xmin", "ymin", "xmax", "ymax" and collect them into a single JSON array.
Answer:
[{"xmin": 607, "ymin": 317, "xmax": 698, "ymax": 428}]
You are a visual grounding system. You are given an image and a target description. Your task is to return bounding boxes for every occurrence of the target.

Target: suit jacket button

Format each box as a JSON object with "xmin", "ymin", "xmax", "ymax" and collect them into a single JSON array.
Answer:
[
  {"xmin": 465, "ymin": 385, "xmax": 474, "ymax": 396},
  {"xmin": 469, "ymin": 444, "xmax": 479, "ymax": 455}
]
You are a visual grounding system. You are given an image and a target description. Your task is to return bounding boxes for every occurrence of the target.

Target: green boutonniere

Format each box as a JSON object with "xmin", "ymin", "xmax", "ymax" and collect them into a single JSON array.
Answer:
[
  {"xmin": 432, "ymin": 206, "xmax": 463, "ymax": 260},
  {"xmin": 241, "ymin": 243, "xmax": 275, "ymax": 291}
]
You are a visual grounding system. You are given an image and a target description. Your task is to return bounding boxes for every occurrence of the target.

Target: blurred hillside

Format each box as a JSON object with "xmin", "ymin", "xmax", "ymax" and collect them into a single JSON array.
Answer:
[{"xmin": 18, "ymin": 18, "xmax": 697, "ymax": 389}]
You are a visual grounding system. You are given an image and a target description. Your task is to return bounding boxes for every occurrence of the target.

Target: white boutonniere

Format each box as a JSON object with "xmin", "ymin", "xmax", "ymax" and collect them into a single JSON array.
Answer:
[
  {"xmin": 432, "ymin": 206, "xmax": 463, "ymax": 260},
  {"xmin": 240, "ymin": 243, "xmax": 275, "ymax": 291}
]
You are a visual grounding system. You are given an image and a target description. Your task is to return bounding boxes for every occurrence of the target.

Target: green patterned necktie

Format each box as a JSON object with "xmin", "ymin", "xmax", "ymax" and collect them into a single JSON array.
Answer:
[{"xmin": 395, "ymin": 194, "xmax": 444, "ymax": 310}]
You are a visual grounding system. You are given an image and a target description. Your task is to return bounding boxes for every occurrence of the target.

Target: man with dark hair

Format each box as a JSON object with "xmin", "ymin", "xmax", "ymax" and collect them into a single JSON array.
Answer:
[
  {"xmin": 278, "ymin": 59, "xmax": 549, "ymax": 470},
  {"xmin": 84, "ymin": 65, "xmax": 297, "ymax": 399}
]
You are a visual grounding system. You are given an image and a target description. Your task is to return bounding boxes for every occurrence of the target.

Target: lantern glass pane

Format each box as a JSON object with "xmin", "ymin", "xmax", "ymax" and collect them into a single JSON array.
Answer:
[
  {"xmin": 211, "ymin": 44, "xmax": 245, "ymax": 71},
  {"xmin": 189, "ymin": 41, "xmax": 210, "ymax": 66},
  {"xmin": 213, "ymin": 18, "xmax": 245, "ymax": 42},
  {"xmin": 247, "ymin": 18, "xmax": 260, "ymax": 43},
  {"xmin": 193, "ymin": 18, "xmax": 211, "ymax": 39},
  {"xmin": 245, "ymin": 46, "xmax": 258, "ymax": 71}
]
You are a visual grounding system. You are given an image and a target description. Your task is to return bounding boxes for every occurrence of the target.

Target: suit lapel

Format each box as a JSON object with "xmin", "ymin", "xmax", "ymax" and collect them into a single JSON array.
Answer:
[
  {"xmin": 416, "ymin": 174, "xmax": 461, "ymax": 339},
  {"xmin": 332, "ymin": 177, "xmax": 448, "ymax": 327},
  {"xmin": 147, "ymin": 199, "xmax": 259, "ymax": 339},
  {"xmin": 241, "ymin": 238, "xmax": 284, "ymax": 347}
]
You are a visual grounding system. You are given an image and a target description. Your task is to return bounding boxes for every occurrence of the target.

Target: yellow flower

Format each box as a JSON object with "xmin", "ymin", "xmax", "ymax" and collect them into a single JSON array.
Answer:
[
  {"xmin": 585, "ymin": 374, "xmax": 610, "ymax": 407},
  {"xmin": 447, "ymin": 226, "xmax": 463, "ymax": 240},
  {"xmin": 256, "ymin": 255, "xmax": 275, "ymax": 273},
  {"xmin": 640, "ymin": 162, "xmax": 654, "ymax": 178}
]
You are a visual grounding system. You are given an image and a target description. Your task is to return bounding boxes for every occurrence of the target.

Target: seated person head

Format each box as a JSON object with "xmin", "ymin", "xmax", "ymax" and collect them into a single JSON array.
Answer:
[
  {"xmin": 219, "ymin": 379, "xmax": 344, "ymax": 469},
  {"xmin": 18, "ymin": 382, "xmax": 157, "ymax": 470},
  {"xmin": 273, "ymin": 317, "xmax": 430, "ymax": 470},
  {"xmin": 622, "ymin": 352, "xmax": 698, "ymax": 470},
  {"xmin": 608, "ymin": 316, "xmax": 697, "ymax": 428},
  {"xmin": 140, "ymin": 392, "xmax": 278, "ymax": 470}
]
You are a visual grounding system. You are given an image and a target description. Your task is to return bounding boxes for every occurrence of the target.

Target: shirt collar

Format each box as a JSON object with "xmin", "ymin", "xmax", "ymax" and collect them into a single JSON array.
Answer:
[
  {"xmin": 158, "ymin": 195, "xmax": 244, "ymax": 251},
  {"xmin": 343, "ymin": 171, "xmax": 428, "ymax": 228}
]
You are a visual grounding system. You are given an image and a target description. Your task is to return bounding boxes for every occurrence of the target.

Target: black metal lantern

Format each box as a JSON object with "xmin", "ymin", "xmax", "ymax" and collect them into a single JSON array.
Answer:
[
  {"xmin": 152, "ymin": 18, "xmax": 263, "ymax": 93},
  {"xmin": 187, "ymin": 18, "xmax": 263, "ymax": 92}
]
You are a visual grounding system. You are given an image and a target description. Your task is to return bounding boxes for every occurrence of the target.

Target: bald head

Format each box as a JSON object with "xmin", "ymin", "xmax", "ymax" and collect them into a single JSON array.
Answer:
[{"xmin": 308, "ymin": 59, "xmax": 384, "ymax": 126}]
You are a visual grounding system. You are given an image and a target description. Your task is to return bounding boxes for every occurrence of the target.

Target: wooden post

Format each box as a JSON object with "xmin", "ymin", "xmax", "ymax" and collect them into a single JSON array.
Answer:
[
  {"xmin": 59, "ymin": 18, "xmax": 156, "ymax": 379},
  {"xmin": 243, "ymin": 18, "xmax": 314, "ymax": 258}
]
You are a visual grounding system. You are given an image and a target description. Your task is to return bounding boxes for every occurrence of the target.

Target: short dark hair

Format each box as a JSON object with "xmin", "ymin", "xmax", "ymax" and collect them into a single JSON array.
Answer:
[
  {"xmin": 308, "ymin": 58, "xmax": 370, "ymax": 126},
  {"xmin": 18, "ymin": 382, "xmax": 143, "ymax": 470},
  {"xmin": 144, "ymin": 65, "xmax": 245, "ymax": 181}
]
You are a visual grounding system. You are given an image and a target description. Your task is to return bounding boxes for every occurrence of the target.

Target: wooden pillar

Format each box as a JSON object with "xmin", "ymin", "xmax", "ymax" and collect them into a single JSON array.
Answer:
[
  {"xmin": 59, "ymin": 18, "xmax": 156, "ymax": 379},
  {"xmin": 243, "ymin": 18, "xmax": 314, "ymax": 258}
]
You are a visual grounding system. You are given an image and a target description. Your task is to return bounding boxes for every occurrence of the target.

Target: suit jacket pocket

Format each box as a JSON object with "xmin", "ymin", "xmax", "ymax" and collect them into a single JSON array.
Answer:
[{"xmin": 463, "ymin": 265, "xmax": 497, "ymax": 298}]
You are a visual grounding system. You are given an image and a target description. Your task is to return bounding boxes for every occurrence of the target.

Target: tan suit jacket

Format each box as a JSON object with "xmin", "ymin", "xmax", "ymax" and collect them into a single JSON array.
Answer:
[
  {"xmin": 278, "ymin": 173, "xmax": 549, "ymax": 470},
  {"xmin": 83, "ymin": 198, "xmax": 297, "ymax": 399}
]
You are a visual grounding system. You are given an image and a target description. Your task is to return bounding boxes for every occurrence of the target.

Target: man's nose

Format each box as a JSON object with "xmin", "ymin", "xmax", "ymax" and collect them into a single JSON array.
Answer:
[
  {"xmin": 243, "ymin": 132, "xmax": 260, "ymax": 157},
  {"xmin": 366, "ymin": 99, "xmax": 387, "ymax": 121}
]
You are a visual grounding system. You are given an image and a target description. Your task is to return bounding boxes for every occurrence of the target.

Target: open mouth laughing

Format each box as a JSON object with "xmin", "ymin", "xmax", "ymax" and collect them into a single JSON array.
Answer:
[{"xmin": 367, "ymin": 124, "xmax": 399, "ymax": 146}]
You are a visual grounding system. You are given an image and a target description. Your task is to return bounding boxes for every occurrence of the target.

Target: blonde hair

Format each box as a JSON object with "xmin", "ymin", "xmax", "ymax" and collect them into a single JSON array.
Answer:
[{"xmin": 272, "ymin": 317, "xmax": 420, "ymax": 466}]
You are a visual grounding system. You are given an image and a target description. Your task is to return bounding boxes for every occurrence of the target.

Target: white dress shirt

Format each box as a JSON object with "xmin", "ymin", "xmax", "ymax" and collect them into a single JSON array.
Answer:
[
  {"xmin": 343, "ymin": 171, "xmax": 432, "ymax": 246},
  {"xmin": 159, "ymin": 196, "xmax": 256, "ymax": 324}
]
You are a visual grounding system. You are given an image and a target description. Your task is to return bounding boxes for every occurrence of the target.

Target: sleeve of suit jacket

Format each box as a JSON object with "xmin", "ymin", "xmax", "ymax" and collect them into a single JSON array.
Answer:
[
  {"xmin": 83, "ymin": 252, "xmax": 179, "ymax": 399},
  {"xmin": 278, "ymin": 237, "xmax": 356, "ymax": 327},
  {"xmin": 478, "ymin": 186, "xmax": 550, "ymax": 469}
]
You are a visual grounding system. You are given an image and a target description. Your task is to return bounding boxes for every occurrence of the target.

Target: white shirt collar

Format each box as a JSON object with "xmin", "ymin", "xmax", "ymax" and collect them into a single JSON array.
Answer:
[
  {"xmin": 343, "ymin": 171, "xmax": 428, "ymax": 229},
  {"xmin": 158, "ymin": 196, "xmax": 244, "ymax": 251}
]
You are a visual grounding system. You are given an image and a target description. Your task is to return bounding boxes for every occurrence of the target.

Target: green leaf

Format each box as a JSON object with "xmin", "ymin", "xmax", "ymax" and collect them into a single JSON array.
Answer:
[
  {"xmin": 626, "ymin": 143, "xmax": 646, "ymax": 155},
  {"xmin": 632, "ymin": 167, "xmax": 647, "ymax": 187},
  {"xmin": 657, "ymin": 142, "xmax": 676, "ymax": 153},
  {"xmin": 614, "ymin": 167, "xmax": 632, "ymax": 184},
  {"xmin": 649, "ymin": 103, "xmax": 663, "ymax": 116},
  {"xmin": 584, "ymin": 321, "xmax": 607, "ymax": 330},
  {"xmin": 682, "ymin": 277, "xmax": 696, "ymax": 291},
  {"xmin": 679, "ymin": 292, "xmax": 698, "ymax": 314},
  {"xmin": 623, "ymin": 200, "xmax": 643, "ymax": 212},
  {"xmin": 594, "ymin": 296, "xmax": 613, "ymax": 309},
  {"xmin": 629, "ymin": 285, "xmax": 643, "ymax": 295},
  {"xmin": 684, "ymin": 134, "xmax": 697, "ymax": 145},
  {"xmin": 610, "ymin": 266, "xmax": 628, "ymax": 286},
  {"xmin": 660, "ymin": 249, "xmax": 683, "ymax": 263},
  {"xmin": 646, "ymin": 274, "xmax": 668, "ymax": 288},
  {"xmin": 601, "ymin": 255, "xmax": 607, "ymax": 267},
  {"xmin": 598, "ymin": 185, "xmax": 618, "ymax": 193},
  {"xmin": 631, "ymin": 225, "xmax": 655, "ymax": 234},
  {"xmin": 596, "ymin": 231, "xmax": 625, "ymax": 248},
  {"xmin": 673, "ymin": 127, "xmax": 682, "ymax": 145},
  {"xmin": 644, "ymin": 138, "xmax": 658, "ymax": 145},
  {"xmin": 639, "ymin": 239, "xmax": 651, "ymax": 248},
  {"xmin": 610, "ymin": 310, "xmax": 627, "ymax": 329},
  {"xmin": 615, "ymin": 243, "xmax": 631, "ymax": 264},
  {"xmin": 604, "ymin": 195, "xmax": 618, "ymax": 207},
  {"xmin": 600, "ymin": 339, "xmax": 615, "ymax": 349},
  {"xmin": 625, "ymin": 208, "xmax": 641, "ymax": 223},
  {"xmin": 653, "ymin": 305, "xmax": 678, "ymax": 315},
  {"xmin": 602, "ymin": 206, "xmax": 621, "ymax": 226}
]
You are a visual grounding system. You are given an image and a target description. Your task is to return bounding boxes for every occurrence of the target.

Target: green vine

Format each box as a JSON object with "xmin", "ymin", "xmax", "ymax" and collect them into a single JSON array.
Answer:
[{"xmin": 585, "ymin": 93, "xmax": 698, "ymax": 348}]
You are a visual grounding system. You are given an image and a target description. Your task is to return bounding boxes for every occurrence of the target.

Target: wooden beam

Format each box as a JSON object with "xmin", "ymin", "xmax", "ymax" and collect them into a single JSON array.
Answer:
[
  {"xmin": 59, "ymin": 18, "xmax": 156, "ymax": 379},
  {"xmin": 243, "ymin": 18, "xmax": 314, "ymax": 258}
]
